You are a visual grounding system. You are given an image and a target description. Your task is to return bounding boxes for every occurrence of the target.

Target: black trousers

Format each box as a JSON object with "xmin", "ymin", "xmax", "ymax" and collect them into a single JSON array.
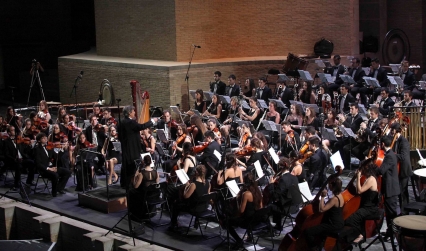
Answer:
[
  {"xmin": 39, "ymin": 167, "xmax": 71, "ymax": 195},
  {"xmin": 384, "ymin": 195, "xmax": 399, "ymax": 233},
  {"xmin": 399, "ymin": 177, "xmax": 409, "ymax": 212},
  {"xmin": 342, "ymin": 206, "xmax": 378, "ymax": 242},
  {"xmin": 9, "ymin": 159, "xmax": 35, "ymax": 187},
  {"xmin": 305, "ymin": 222, "xmax": 344, "ymax": 248}
]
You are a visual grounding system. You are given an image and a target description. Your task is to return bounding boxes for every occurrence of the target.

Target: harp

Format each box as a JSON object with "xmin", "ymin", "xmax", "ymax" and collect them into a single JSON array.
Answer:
[{"xmin": 130, "ymin": 80, "xmax": 150, "ymax": 124}]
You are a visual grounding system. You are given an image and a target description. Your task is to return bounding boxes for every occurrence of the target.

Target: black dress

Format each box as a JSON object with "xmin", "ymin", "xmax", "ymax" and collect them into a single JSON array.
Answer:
[
  {"xmin": 106, "ymin": 137, "xmax": 122, "ymax": 164},
  {"xmin": 228, "ymin": 199, "xmax": 256, "ymax": 243},
  {"xmin": 248, "ymin": 108, "xmax": 260, "ymax": 129},
  {"xmin": 194, "ymin": 101, "xmax": 206, "ymax": 113},
  {"xmin": 129, "ymin": 169, "xmax": 159, "ymax": 221}
]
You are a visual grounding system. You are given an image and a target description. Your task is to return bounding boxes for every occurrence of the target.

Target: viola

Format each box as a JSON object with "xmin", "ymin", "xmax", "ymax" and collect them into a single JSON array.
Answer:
[
  {"xmin": 34, "ymin": 118, "xmax": 48, "ymax": 130},
  {"xmin": 299, "ymin": 141, "xmax": 310, "ymax": 155},
  {"xmin": 107, "ymin": 117, "xmax": 117, "ymax": 126},
  {"xmin": 16, "ymin": 136, "xmax": 32, "ymax": 145},
  {"xmin": 298, "ymin": 151, "xmax": 313, "ymax": 164},
  {"xmin": 67, "ymin": 123, "xmax": 82, "ymax": 132},
  {"xmin": 234, "ymin": 146, "xmax": 256, "ymax": 157},
  {"xmin": 46, "ymin": 141, "xmax": 65, "ymax": 150},
  {"xmin": 192, "ymin": 141, "xmax": 209, "ymax": 154}
]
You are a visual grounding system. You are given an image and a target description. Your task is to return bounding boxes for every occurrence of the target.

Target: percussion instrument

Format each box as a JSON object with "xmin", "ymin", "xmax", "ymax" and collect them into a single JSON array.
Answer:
[{"xmin": 393, "ymin": 215, "xmax": 426, "ymax": 251}]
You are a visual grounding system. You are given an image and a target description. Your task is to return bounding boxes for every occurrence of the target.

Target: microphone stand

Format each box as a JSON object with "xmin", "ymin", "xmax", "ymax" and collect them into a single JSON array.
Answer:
[
  {"xmin": 70, "ymin": 72, "xmax": 82, "ymax": 124},
  {"xmin": 184, "ymin": 45, "xmax": 199, "ymax": 111}
]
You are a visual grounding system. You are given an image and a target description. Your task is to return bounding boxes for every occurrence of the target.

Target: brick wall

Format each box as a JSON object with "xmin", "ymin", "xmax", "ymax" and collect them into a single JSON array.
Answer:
[{"xmin": 95, "ymin": 0, "xmax": 359, "ymax": 61}]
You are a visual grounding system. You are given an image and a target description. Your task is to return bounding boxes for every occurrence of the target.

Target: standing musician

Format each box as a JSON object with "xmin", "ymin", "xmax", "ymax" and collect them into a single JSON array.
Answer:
[
  {"xmin": 279, "ymin": 121, "xmax": 301, "ymax": 158},
  {"xmin": 377, "ymin": 88, "xmax": 395, "ymax": 117},
  {"xmin": 376, "ymin": 136, "xmax": 400, "ymax": 241},
  {"xmin": 4, "ymin": 125, "xmax": 35, "ymax": 190},
  {"xmin": 239, "ymin": 97, "xmax": 261, "ymax": 132},
  {"xmin": 369, "ymin": 58, "xmax": 389, "ymax": 103},
  {"xmin": 118, "ymin": 105, "xmax": 157, "ymax": 189},
  {"xmin": 227, "ymin": 74, "xmax": 240, "ymax": 98},
  {"xmin": 347, "ymin": 57, "xmax": 367, "ymax": 107},
  {"xmin": 255, "ymin": 77, "xmax": 272, "ymax": 102},
  {"xmin": 102, "ymin": 125, "xmax": 121, "ymax": 185},
  {"xmin": 193, "ymin": 89, "xmax": 207, "ymax": 113},
  {"xmin": 338, "ymin": 84, "xmax": 356, "ymax": 115},
  {"xmin": 157, "ymin": 110, "xmax": 177, "ymax": 141},
  {"xmin": 216, "ymin": 154, "xmax": 243, "ymax": 186},
  {"xmin": 202, "ymin": 94, "xmax": 222, "ymax": 121},
  {"xmin": 210, "ymin": 71, "xmax": 227, "ymax": 95},
  {"xmin": 304, "ymin": 178, "xmax": 344, "ymax": 251},
  {"xmin": 221, "ymin": 96, "xmax": 242, "ymax": 146},
  {"xmin": 34, "ymin": 132, "xmax": 71, "ymax": 197},
  {"xmin": 390, "ymin": 123, "xmax": 413, "ymax": 211},
  {"xmin": 298, "ymin": 81, "xmax": 316, "ymax": 104},
  {"xmin": 5, "ymin": 106, "xmax": 22, "ymax": 135},
  {"xmin": 306, "ymin": 137, "xmax": 327, "ymax": 191},
  {"xmin": 84, "ymin": 114, "xmax": 107, "ymax": 174},
  {"xmin": 196, "ymin": 130, "xmax": 221, "ymax": 178},
  {"xmin": 325, "ymin": 55, "xmax": 345, "ymax": 94},
  {"xmin": 206, "ymin": 119, "xmax": 222, "ymax": 145},
  {"xmin": 267, "ymin": 157, "xmax": 300, "ymax": 232},
  {"xmin": 240, "ymin": 78, "xmax": 256, "ymax": 100},
  {"xmin": 338, "ymin": 103, "xmax": 363, "ymax": 169}
]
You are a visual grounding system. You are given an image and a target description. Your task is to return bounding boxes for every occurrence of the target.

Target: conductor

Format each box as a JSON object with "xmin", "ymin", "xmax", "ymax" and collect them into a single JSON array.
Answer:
[{"xmin": 119, "ymin": 105, "xmax": 157, "ymax": 188}]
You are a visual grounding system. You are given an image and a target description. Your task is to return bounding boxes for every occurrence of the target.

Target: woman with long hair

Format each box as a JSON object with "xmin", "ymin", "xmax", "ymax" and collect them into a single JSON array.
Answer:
[
  {"xmin": 299, "ymin": 81, "xmax": 316, "ymax": 104},
  {"xmin": 239, "ymin": 97, "xmax": 261, "ymax": 130},
  {"xmin": 217, "ymin": 154, "xmax": 243, "ymax": 186},
  {"xmin": 5, "ymin": 106, "xmax": 22, "ymax": 135},
  {"xmin": 194, "ymin": 89, "xmax": 206, "ymax": 113},
  {"xmin": 203, "ymin": 94, "xmax": 222, "ymax": 121},
  {"xmin": 324, "ymin": 108, "xmax": 339, "ymax": 129},
  {"xmin": 102, "ymin": 125, "xmax": 121, "ymax": 185},
  {"xmin": 241, "ymin": 78, "xmax": 256, "ymax": 99},
  {"xmin": 288, "ymin": 150, "xmax": 306, "ymax": 183},
  {"xmin": 253, "ymin": 132, "xmax": 269, "ymax": 151},
  {"xmin": 285, "ymin": 104, "xmax": 303, "ymax": 127},
  {"xmin": 177, "ymin": 142, "xmax": 197, "ymax": 177},
  {"xmin": 265, "ymin": 100, "xmax": 280, "ymax": 124},
  {"xmin": 189, "ymin": 115, "xmax": 208, "ymax": 144}
]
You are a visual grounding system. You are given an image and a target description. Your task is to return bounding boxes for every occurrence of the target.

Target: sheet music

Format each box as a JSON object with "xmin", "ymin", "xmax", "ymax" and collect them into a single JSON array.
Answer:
[
  {"xmin": 315, "ymin": 60, "xmax": 326, "ymax": 68},
  {"xmin": 330, "ymin": 151, "xmax": 345, "ymax": 170},
  {"xmin": 389, "ymin": 64, "xmax": 401, "ymax": 73},
  {"xmin": 189, "ymin": 90, "xmax": 197, "ymax": 100},
  {"xmin": 417, "ymin": 148, "xmax": 424, "ymax": 160},
  {"xmin": 241, "ymin": 100, "xmax": 250, "ymax": 110},
  {"xmin": 340, "ymin": 75, "xmax": 356, "ymax": 84},
  {"xmin": 213, "ymin": 149, "xmax": 222, "ymax": 161},
  {"xmin": 140, "ymin": 153, "xmax": 155, "ymax": 167},
  {"xmin": 175, "ymin": 169, "xmax": 190, "ymax": 184},
  {"xmin": 226, "ymin": 180, "xmax": 240, "ymax": 197},
  {"xmin": 298, "ymin": 181, "xmax": 315, "ymax": 202},
  {"xmin": 254, "ymin": 160, "xmax": 264, "ymax": 180},
  {"xmin": 257, "ymin": 99, "xmax": 268, "ymax": 109},
  {"xmin": 203, "ymin": 91, "xmax": 214, "ymax": 101},
  {"xmin": 298, "ymin": 70, "xmax": 313, "ymax": 81},
  {"xmin": 112, "ymin": 142, "xmax": 121, "ymax": 152},
  {"xmin": 218, "ymin": 95, "xmax": 231, "ymax": 104},
  {"xmin": 362, "ymin": 67, "xmax": 370, "ymax": 76},
  {"xmin": 268, "ymin": 147, "xmax": 280, "ymax": 164},
  {"xmin": 278, "ymin": 74, "xmax": 290, "ymax": 82}
]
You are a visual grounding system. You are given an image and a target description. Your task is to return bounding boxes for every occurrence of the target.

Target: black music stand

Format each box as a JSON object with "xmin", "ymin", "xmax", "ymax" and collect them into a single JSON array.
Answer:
[
  {"xmin": 297, "ymin": 70, "xmax": 314, "ymax": 82},
  {"xmin": 77, "ymin": 148, "xmax": 100, "ymax": 193},
  {"xmin": 185, "ymin": 45, "xmax": 200, "ymax": 110},
  {"xmin": 240, "ymin": 100, "xmax": 250, "ymax": 110},
  {"xmin": 262, "ymin": 120, "xmax": 278, "ymax": 148},
  {"xmin": 339, "ymin": 127, "xmax": 356, "ymax": 171}
]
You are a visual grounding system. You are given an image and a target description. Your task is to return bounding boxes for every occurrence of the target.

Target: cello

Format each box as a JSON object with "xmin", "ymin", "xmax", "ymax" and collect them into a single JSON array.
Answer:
[{"xmin": 279, "ymin": 166, "xmax": 343, "ymax": 251}]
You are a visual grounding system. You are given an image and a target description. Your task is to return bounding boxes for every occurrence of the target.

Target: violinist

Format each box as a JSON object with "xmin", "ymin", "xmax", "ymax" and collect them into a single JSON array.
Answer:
[
  {"xmin": 140, "ymin": 127, "xmax": 158, "ymax": 163},
  {"xmin": 100, "ymin": 108, "xmax": 117, "ymax": 126},
  {"xmin": 102, "ymin": 125, "xmax": 121, "ymax": 185},
  {"xmin": 84, "ymin": 114, "xmax": 107, "ymax": 174},
  {"xmin": 279, "ymin": 121, "xmax": 301, "ymax": 158},
  {"xmin": 60, "ymin": 114, "xmax": 78, "ymax": 144},
  {"xmin": 196, "ymin": 130, "xmax": 221, "ymax": 178},
  {"xmin": 267, "ymin": 157, "xmax": 300, "ymax": 232},
  {"xmin": 285, "ymin": 104, "xmax": 303, "ymax": 133},
  {"xmin": 288, "ymin": 151, "xmax": 306, "ymax": 183},
  {"xmin": 253, "ymin": 132, "xmax": 269, "ymax": 152},
  {"xmin": 236, "ymin": 138, "xmax": 264, "ymax": 172},
  {"xmin": 216, "ymin": 154, "xmax": 243, "ymax": 186},
  {"xmin": 47, "ymin": 124, "xmax": 64, "ymax": 143},
  {"xmin": 56, "ymin": 134, "xmax": 74, "ymax": 181},
  {"xmin": 93, "ymin": 104, "xmax": 102, "ymax": 121},
  {"xmin": 176, "ymin": 142, "xmax": 197, "ymax": 177},
  {"xmin": 157, "ymin": 110, "xmax": 177, "ymax": 141},
  {"xmin": 235, "ymin": 122, "xmax": 252, "ymax": 154},
  {"xmin": 4, "ymin": 125, "xmax": 35, "ymax": 190},
  {"xmin": 0, "ymin": 115, "xmax": 6, "ymax": 132},
  {"xmin": 5, "ymin": 106, "xmax": 22, "ymax": 135},
  {"xmin": 22, "ymin": 118, "xmax": 36, "ymax": 140},
  {"xmin": 317, "ymin": 83, "xmax": 332, "ymax": 114},
  {"xmin": 74, "ymin": 133, "xmax": 96, "ymax": 191},
  {"xmin": 202, "ymin": 94, "xmax": 222, "ymax": 121},
  {"xmin": 304, "ymin": 178, "xmax": 344, "ymax": 251},
  {"xmin": 34, "ymin": 132, "xmax": 71, "ymax": 197},
  {"xmin": 206, "ymin": 119, "xmax": 222, "ymax": 145},
  {"xmin": 306, "ymin": 137, "xmax": 327, "ymax": 191},
  {"xmin": 189, "ymin": 115, "xmax": 207, "ymax": 145},
  {"xmin": 193, "ymin": 89, "xmax": 206, "ymax": 113},
  {"xmin": 239, "ymin": 97, "xmax": 261, "ymax": 131},
  {"xmin": 163, "ymin": 124, "xmax": 192, "ymax": 173},
  {"xmin": 221, "ymin": 96, "xmax": 242, "ymax": 146},
  {"xmin": 56, "ymin": 106, "xmax": 67, "ymax": 124}
]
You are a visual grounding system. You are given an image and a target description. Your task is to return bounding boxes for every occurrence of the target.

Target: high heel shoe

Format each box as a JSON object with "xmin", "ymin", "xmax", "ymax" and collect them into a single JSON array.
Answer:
[
  {"xmin": 112, "ymin": 175, "xmax": 119, "ymax": 184},
  {"xmin": 352, "ymin": 235, "xmax": 364, "ymax": 246}
]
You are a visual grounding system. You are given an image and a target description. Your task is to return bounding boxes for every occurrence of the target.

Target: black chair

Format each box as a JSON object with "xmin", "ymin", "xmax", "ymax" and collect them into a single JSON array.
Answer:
[
  {"xmin": 33, "ymin": 169, "xmax": 51, "ymax": 194},
  {"xmin": 358, "ymin": 208, "xmax": 387, "ymax": 251},
  {"xmin": 143, "ymin": 181, "xmax": 170, "ymax": 228},
  {"xmin": 281, "ymin": 184, "xmax": 303, "ymax": 229},
  {"xmin": 241, "ymin": 207, "xmax": 274, "ymax": 251},
  {"xmin": 185, "ymin": 192, "xmax": 221, "ymax": 239},
  {"xmin": 404, "ymin": 175, "xmax": 426, "ymax": 215}
]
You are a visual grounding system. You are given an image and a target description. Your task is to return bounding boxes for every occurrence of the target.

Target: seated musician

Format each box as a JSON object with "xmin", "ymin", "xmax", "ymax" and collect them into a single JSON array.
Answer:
[
  {"xmin": 34, "ymin": 132, "xmax": 71, "ymax": 197},
  {"xmin": 325, "ymin": 55, "xmax": 345, "ymax": 94},
  {"xmin": 206, "ymin": 119, "xmax": 222, "ymax": 145},
  {"xmin": 6, "ymin": 106, "xmax": 22, "ymax": 135},
  {"xmin": 305, "ymin": 177, "xmax": 344, "ymax": 251},
  {"xmin": 84, "ymin": 114, "xmax": 107, "ymax": 174},
  {"xmin": 265, "ymin": 100, "xmax": 280, "ymax": 124},
  {"xmin": 318, "ymin": 83, "xmax": 332, "ymax": 113},
  {"xmin": 197, "ymin": 130, "xmax": 221, "ymax": 178},
  {"xmin": 56, "ymin": 106, "xmax": 67, "ymax": 124},
  {"xmin": 37, "ymin": 100, "xmax": 52, "ymax": 124},
  {"xmin": 236, "ymin": 122, "xmax": 252, "ymax": 149},
  {"xmin": 0, "ymin": 115, "xmax": 6, "ymax": 132},
  {"xmin": 221, "ymin": 96, "xmax": 242, "ymax": 146},
  {"xmin": 47, "ymin": 123, "xmax": 64, "ymax": 143},
  {"xmin": 4, "ymin": 125, "xmax": 35, "ymax": 190},
  {"xmin": 369, "ymin": 58, "xmax": 390, "ymax": 103},
  {"xmin": 279, "ymin": 121, "xmax": 301, "ymax": 158},
  {"xmin": 177, "ymin": 142, "xmax": 197, "ymax": 177},
  {"xmin": 235, "ymin": 138, "xmax": 264, "ymax": 172},
  {"xmin": 140, "ymin": 127, "xmax": 158, "ymax": 164},
  {"xmin": 267, "ymin": 157, "xmax": 299, "ymax": 232},
  {"xmin": 226, "ymin": 172, "xmax": 262, "ymax": 249},
  {"xmin": 56, "ymin": 134, "xmax": 74, "ymax": 176},
  {"xmin": 240, "ymin": 78, "xmax": 256, "ymax": 100},
  {"xmin": 278, "ymin": 78, "xmax": 293, "ymax": 109},
  {"xmin": 74, "ymin": 133, "xmax": 96, "ymax": 190},
  {"xmin": 203, "ymin": 94, "xmax": 222, "ymax": 121},
  {"xmin": 352, "ymin": 107, "xmax": 380, "ymax": 162},
  {"xmin": 253, "ymin": 132, "xmax": 269, "ymax": 152},
  {"xmin": 194, "ymin": 89, "xmax": 206, "ymax": 113},
  {"xmin": 324, "ymin": 108, "xmax": 339, "ymax": 129},
  {"xmin": 239, "ymin": 97, "xmax": 260, "ymax": 131},
  {"xmin": 22, "ymin": 118, "xmax": 36, "ymax": 140},
  {"xmin": 341, "ymin": 158, "xmax": 378, "ymax": 245},
  {"xmin": 347, "ymin": 57, "xmax": 367, "ymax": 107},
  {"xmin": 157, "ymin": 110, "xmax": 177, "ymax": 141},
  {"xmin": 216, "ymin": 154, "xmax": 243, "ymax": 186},
  {"xmin": 227, "ymin": 74, "xmax": 241, "ymax": 98},
  {"xmin": 289, "ymin": 151, "xmax": 306, "ymax": 183},
  {"xmin": 306, "ymin": 137, "xmax": 327, "ymax": 191},
  {"xmin": 60, "ymin": 114, "xmax": 79, "ymax": 144},
  {"xmin": 92, "ymin": 103, "xmax": 102, "ymax": 120},
  {"xmin": 298, "ymin": 81, "xmax": 316, "ymax": 104},
  {"xmin": 169, "ymin": 165, "xmax": 210, "ymax": 230},
  {"xmin": 100, "ymin": 107, "xmax": 116, "ymax": 126},
  {"xmin": 399, "ymin": 90, "xmax": 416, "ymax": 113},
  {"xmin": 189, "ymin": 115, "xmax": 207, "ymax": 146},
  {"xmin": 255, "ymin": 77, "xmax": 272, "ymax": 102},
  {"xmin": 304, "ymin": 107, "xmax": 320, "ymax": 132},
  {"xmin": 163, "ymin": 123, "xmax": 192, "ymax": 173},
  {"xmin": 337, "ymin": 84, "xmax": 356, "ymax": 115},
  {"xmin": 129, "ymin": 155, "xmax": 160, "ymax": 221},
  {"xmin": 377, "ymin": 87, "xmax": 395, "ymax": 117},
  {"xmin": 101, "ymin": 125, "xmax": 121, "ymax": 185},
  {"xmin": 285, "ymin": 104, "xmax": 303, "ymax": 131}
]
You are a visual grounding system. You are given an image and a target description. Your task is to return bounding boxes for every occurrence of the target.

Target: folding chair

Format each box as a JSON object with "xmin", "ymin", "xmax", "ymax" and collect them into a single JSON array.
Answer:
[
  {"xmin": 281, "ymin": 184, "xmax": 303, "ymax": 228},
  {"xmin": 241, "ymin": 207, "xmax": 274, "ymax": 251},
  {"xmin": 143, "ymin": 181, "xmax": 171, "ymax": 228},
  {"xmin": 33, "ymin": 169, "xmax": 51, "ymax": 194}
]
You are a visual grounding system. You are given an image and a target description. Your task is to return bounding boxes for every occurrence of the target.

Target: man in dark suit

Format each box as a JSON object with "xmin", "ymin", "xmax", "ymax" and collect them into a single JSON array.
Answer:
[
  {"xmin": 4, "ymin": 125, "xmax": 35, "ymax": 190},
  {"xmin": 118, "ymin": 105, "xmax": 156, "ymax": 188},
  {"xmin": 377, "ymin": 136, "xmax": 400, "ymax": 239},
  {"xmin": 210, "ymin": 71, "xmax": 226, "ymax": 95},
  {"xmin": 278, "ymin": 79, "xmax": 294, "ymax": 109},
  {"xmin": 369, "ymin": 58, "xmax": 389, "ymax": 103},
  {"xmin": 401, "ymin": 90, "xmax": 416, "ymax": 113},
  {"xmin": 34, "ymin": 133, "xmax": 71, "ymax": 197},
  {"xmin": 279, "ymin": 121, "xmax": 301, "ymax": 158},
  {"xmin": 400, "ymin": 61, "xmax": 416, "ymax": 91},
  {"xmin": 268, "ymin": 157, "xmax": 301, "ymax": 231},
  {"xmin": 156, "ymin": 110, "xmax": 177, "ymax": 141},
  {"xmin": 226, "ymin": 74, "xmax": 240, "ymax": 98},
  {"xmin": 352, "ymin": 107, "xmax": 380, "ymax": 161},
  {"xmin": 390, "ymin": 123, "xmax": 413, "ymax": 212},
  {"xmin": 325, "ymin": 55, "xmax": 346, "ymax": 94},
  {"xmin": 348, "ymin": 58, "xmax": 367, "ymax": 107},
  {"xmin": 197, "ymin": 130, "xmax": 221, "ymax": 178},
  {"xmin": 378, "ymin": 88, "xmax": 395, "ymax": 117},
  {"xmin": 256, "ymin": 77, "xmax": 273, "ymax": 103},
  {"xmin": 84, "ymin": 114, "xmax": 107, "ymax": 174},
  {"xmin": 339, "ymin": 103, "xmax": 364, "ymax": 169},
  {"xmin": 306, "ymin": 137, "xmax": 327, "ymax": 191},
  {"xmin": 338, "ymin": 84, "xmax": 356, "ymax": 114}
]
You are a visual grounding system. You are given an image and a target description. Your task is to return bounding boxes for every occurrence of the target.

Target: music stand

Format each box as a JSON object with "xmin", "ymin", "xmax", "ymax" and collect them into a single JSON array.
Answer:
[
  {"xmin": 268, "ymin": 99, "xmax": 287, "ymax": 109},
  {"xmin": 304, "ymin": 104, "xmax": 320, "ymax": 114},
  {"xmin": 170, "ymin": 105, "xmax": 184, "ymax": 123},
  {"xmin": 218, "ymin": 95, "xmax": 231, "ymax": 107},
  {"xmin": 289, "ymin": 100, "xmax": 304, "ymax": 108},
  {"xmin": 320, "ymin": 128, "xmax": 338, "ymax": 142},
  {"xmin": 389, "ymin": 64, "xmax": 401, "ymax": 74},
  {"xmin": 262, "ymin": 120, "xmax": 278, "ymax": 147},
  {"xmin": 156, "ymin": 129, "xmax": 168, "ymax": 143},
  {"xmin": 417, "ymin": 81, "xmax": 426, "ymax": 91},
  {"xmin": 358, "ymin": 104, "xmax": 368, "ymax": 114},
  {"xmin": 278, "ymin": 74, "xmax": 290, "ymax": 83},
  {"xmin": 78, "ymin": 148, "xmax": 100, "ymax": 193},
  {"xmin": 362, "ymin": 77, "xmax": 381, "ymax": 88},
  {"xmin": 240, "ymin": 100, "xmax": 250, "ymax": 110},
  {"xmin": 340, "ymin": 75, "xmax": 356, "ymax": 85},
  {"xmin": 297, "ymin": 70, "xmax": 314, "ymax": 82},
  {"xmin": 257, "ymin": 99, "xmax": 269, "ymax": 109},
  {"xmin": 203, "ymin": 91, "xmax": 214, "ymax": 101},
  {"xmin": 316, "ymin": 73, "xmax": 335, "ymax": 84},
  {"xmin": 340, "ymin": 127, "xmax": 356, "ymax": 171},
  {"xmin": 388, "ymin": 76, "xmax": 404, "ymax": 91},
  {"xmin": 189, "ymin": 90, "xmax": 197, "ymax": 100}
]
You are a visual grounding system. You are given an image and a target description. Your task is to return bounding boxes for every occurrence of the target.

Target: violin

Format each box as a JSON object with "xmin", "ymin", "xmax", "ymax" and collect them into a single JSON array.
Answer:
[
  {"xmin": 234, "ymin": 146, "xmax": 256, "ymax": 157},
  {"xmin": 212, "ymin": 128, "xmax": 222, "ymax": 140},
  {"xmin": 16, "ymin": 136, "xmax": 32, "ymax": 145},
  {"xmin": 192, "ymin": 141, "xmax": 209, "ymax": 154},
  {"xmin": 93, "ymin": 123, "xmax": 106, "ymax": 133},
  {"xmin": 298, "ymin": 151, "xmax": 313, "ymax": 164},
  {"xmin": 1, "ymin": 132, "xmax": 9, "ymax": 139},
  {"xmin": 174, "ymin": 133, "xmax": 187, "ymax": 149},
  {"xmin": 55, "ymin": 132, "xmax": 66, "ymax": 140},
  {"xmin": 34, "ymin": 118, "xmax": 48, "ymax": 130},
  {"xmin": 285, "ymin": 130, "xmax": 295, "ymax": 143},
  {"xmin": 46, "ymin": 141, "xmax": 66, "ymax": 150},
  {"xmin": 30, "ymin": 125, "xmax": 40, "ymax": 135},
  {"xmin": 67, "ymin": 123, "xmax": 82, "ymax": 132},
  {"xmin": 107, "ymin": 117, "xmax": 117, "ymax": 126},
  {"xmin": 83, "ymin": 141, "xmax": 96, "ymax": 148}
]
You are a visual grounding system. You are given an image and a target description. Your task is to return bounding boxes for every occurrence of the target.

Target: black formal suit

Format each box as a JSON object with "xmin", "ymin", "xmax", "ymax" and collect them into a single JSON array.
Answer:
[
  {"xmin": 197, "ymin": 140, "xmax": 221, "ymax": 177},
  {"xmin": 338, "ymin": 93, "xmax": 356, "ymax": 114},
  {"xmin": 280, "ymin": 131, "xmax": 301, "ymax": 158},
  {"xmin": 376, "ymin": 149, "xmax": 400, "ymax": 231},
  {"xmin": 256, "ymin": 86, "xmax": 273, "ymax": 102},
  {"xmin": 226, "ymin": 84, "xmax": 241, "ymax": 98},
  {"xmin": 400, "ymin": 70, "xmax": 416, "ymax": 91},
  {"xmin": 325, "ymin": 65, "xmax": 345, "ymax": 85},
  {"xmin": 368, "ymin": 66, "xmax": 388, "ymax": 87},
  {"xmin": 118, "ymin": 117, "xmax": 153, "ymax": 188},
  {"xmin": 348, "ymin": 67, "xmax": 367, "ymax": 86},
  {"xmin": 307, "ymin": 148, "xmax": 327, "ymax": 190},
  {"xmin": 84, "ymin": 125, "xmax": 107, "ymax": 152},
  {"xmin": 210, "ymin": 80, "xmax": 227, "ymax": 95},
  {"xmin": 392, "ymin": 135, "xmax": 413, "ymax": 211},
  {"xmin": 4, "ymin": 138, "xmax": 35, "ymax": 186},
  {"xmin": 34, "ymin": 143, "xmax": 71, "ymax": 195},
  {"xmin": 378, "ymin": 97, "xmax": 395, "ymax": 117},
  {"xmin": 342, "ymin": 113, "xmax": 363, "ymax": 133},
  {"xmin": 280, "ymin": 86, "xmax": 294, "ymax": 109},
  {"xmin": 246, "ymin": 151, "xmax": 266, "ymax": 172}
]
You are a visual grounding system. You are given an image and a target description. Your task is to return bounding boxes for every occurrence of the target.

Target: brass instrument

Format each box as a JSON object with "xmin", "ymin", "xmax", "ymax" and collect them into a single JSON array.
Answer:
[
  {"xmin": 275, "ymin": 85, "xmax": 283, "ymax": 99},
  {"xmin": 355, "ymin": 127, "xmax": 367, "ymax": 143},
  {"xmin": 334, "ymin": 92, "xmax": 340, "ymax": 112},
  {"xmin": 293, "ymin": 83, "xmax": 299, "ymax": 101}
]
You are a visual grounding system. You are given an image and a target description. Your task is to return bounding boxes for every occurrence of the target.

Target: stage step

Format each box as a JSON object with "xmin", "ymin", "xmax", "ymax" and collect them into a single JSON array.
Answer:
[{"xmin": 78, "ymin": 185, "xmax": 127, "ymax": 214}]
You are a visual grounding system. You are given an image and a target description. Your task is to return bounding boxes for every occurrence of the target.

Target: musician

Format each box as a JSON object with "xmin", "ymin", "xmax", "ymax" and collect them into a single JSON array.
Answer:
[
  {"xmin": 348, "ymin": 57, "xmax": 367, "ymax": 107},
  {"xmin": 163, "ymin": 124, "xmax": 192, "ymax": 173},
  {"xmin": 278, "ymin": 79, "xmax": 293, "ymax": 109},
  {"xmin": 193, "ymin": 89, "xmax": 206, "ymax": 113},
  {"xmin": 285, "ymin": 104, "xmax": 303, "ymax": 133},
  {"xmin": 378, "ymin": 87, "xmax": 395, "ymax": 117},
  {"xmin": 325, "ymin": 55, "xmax": 345, "ymax": 94},
  {"xmin": 339, "ymin": 103, "xmax": 363, "ymax": 169},
  {"xmin": 100, "ymin": 108, "xmax": 116, "ymax": 126},
  {"xmin": 203, "ymin": 94, "xmax": 222, "ymax": 121},
  {"xmin": 93, "ymin": 104, "xmax": 102, "ymax": 120},
  {"xmin": 74, "ymin": 133, "xmax": 96, "ymax": 190},
  {"xmin": 0, "ymin": 115, "xmax": 6, "ymax": 132},
  {"xmin": 265, "ymin": 100, "xmax": 280, "ymax": 124},
  {"xmin": 226, "ymin": 172, "xmax": 262, "ymax": 249},
  {"xmin": 239, "ymin": 97, "xmax": 261, "ymax": 131},
  {"xmin": 338, "ymin": 84, "xmax": 355, "ymax": 114},
  {"xmin": 305, "ymin": 178, "xmax": 344, "ymax": 251},
  {"xmin": 236, "ymin": 122, "xmax": 252, "ymax": 149},
  {"xmin": 352, "ymin": 107, "xmax": 380, "ymax": 161},
  {"xmin": 390, "ymin": 123, "xmax": 413, "ymax": 212},
  {"xmin": 102, "ymin": 125, "xmax": 121, "ymax": 185},
  {"xmin": 196, "ymin": 130, "xmax": 221, "ymax": 178},
  {"xmin": 47, "ymin": 124, "xmax": 63, "ymax": 143},
  {"xmin": 177, "ymin": 142, "xmax": 197, "ymax": 176},
  {"xmin": 84, "ymin": 114, "xmax": 107, "ymax": 174},
  {"xmin": 210, "ymin": 71, "xmax": 226, "ymax": 95},
  {"xmin": 253, "ymin": 132, "xmax": 269, "ymax": 152},
  {"xmin": 5, "ymin": 106, "xmax": 22, "ymax": 135},
  {"xmin": 217, "ymin": 154, "xmax": 243, "ymax": 186},
  {"xmin": 206, "ymin": 119, "xmax": 221, "ymax": 145},
  {"xmin": 240, "ymin": 78, "xmax": 256, "ymax": 100},
  {"xmin": 227, "ymin": 74, "xmax": 240, "ymax": 97},
  {"xmin": 280, "ymin": 121, "xmax": 301, "ymax": 157},
  {"xmin": 22, "ymin": 118, "xmax": 36, "ymax": 140},
  {"xmin": 317, "ymin": 83, "xmax": 332, "ymax": 114},
  {"xmin": 236, "ymin": 138, "xmax": 264, "ymax": 172},
  {"xmin": 267, "ymin": 157, "xmax": 300, "ymax": 232},
  {"xmin": 157, "ymin": 110, "xmax": 177, "ymax": 141},
  {"xmin": 298, "ymin": 81, "xmax": 316, "ymax": 104},
  {"xmin": 4, "ymin": 125, "xmax": 35, "ymax": 190},
  {"xmin": 189, "ymin": 115, "xmax": 207, "ymax": 145},
  {"xmin": 369, "ymin": 58, "xmax": 389, "ymax": 102},
  {"xmin": 56, "ymin": 106, "xmax": 67, "ymax": 124},
  {"xmin": 34, "ymin": 132, "xmax": 71, "ymax": 197},
  {"xmin": 118, "ymin": 105, "xmax": 156, "ymax": 189},
  {"xmin": 399, "ymin": 90, "xmax": 416, "ymax": 113},
  {"xmin": 221, "ymin": 96, "xmax": 242, "ymax": 146},
  {"xmin": 169, "ymin": 165, "xmax": 210, "ymax": 230},
  {"xmin": 376, "ymin": 135, "xmax": 400, "ymax": 240},
  {"xmin": 60, "ymin": 114, "xmax": 77, "ymax": 144},
  {"xmin": 324, "ymin": 108, "xmax": 339, "ymax": 129},
  {"xmin": 289, "ymin": 151, "xmax": 306, "ymax": 183},
  {"xmin": 302, "ymin": 107, "xmax": 320, "ymax": 132},
  {"xmin": 306, "ymin": 137, "xmax": 327, "ymax": 190},
  {"xmin": 400, "ymin": 60, "xmax": 416, "ymax": 91},
  {"xmin": 342, "ymin": 159, "xmax": 379, "ymax": 244},
  {"xmin": 255, "ymin": 77, "xmax": 272, "ymax": 102},
  {"xmin": 38, "ymin": 100, "xmax": 52, "ymax": 124}
]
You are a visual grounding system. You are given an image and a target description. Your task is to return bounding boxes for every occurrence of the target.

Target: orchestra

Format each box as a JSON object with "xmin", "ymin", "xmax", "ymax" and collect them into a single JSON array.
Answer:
[{"xmin": 1, "ymin": 58, "xmax": 424, "ymax": 251}]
